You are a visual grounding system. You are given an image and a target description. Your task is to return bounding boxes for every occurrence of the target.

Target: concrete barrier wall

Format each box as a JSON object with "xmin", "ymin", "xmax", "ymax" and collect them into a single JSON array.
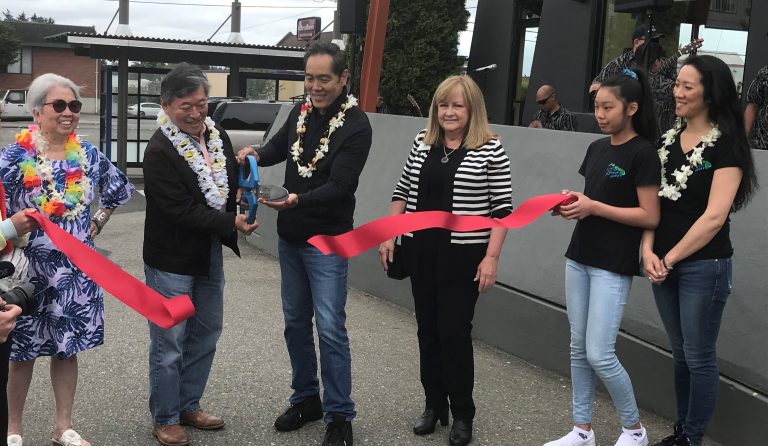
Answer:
[{"xmin": 248, "ymin": 106, "xmax": 768, "ymax": 445}]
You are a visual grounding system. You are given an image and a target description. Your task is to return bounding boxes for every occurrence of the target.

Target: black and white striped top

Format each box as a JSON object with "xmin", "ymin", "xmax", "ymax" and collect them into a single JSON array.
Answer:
[{"xmin": 392, "ymin": 129, "xmax": 514, "ymax": 245}]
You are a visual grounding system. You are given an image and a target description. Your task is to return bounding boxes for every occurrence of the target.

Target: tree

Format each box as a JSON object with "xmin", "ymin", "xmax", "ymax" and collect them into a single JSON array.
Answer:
[
  {"xmin": 346, "ymin": 0, "xmax": 469, "ymax": 116},
  {"xmin": 2, "ymin": 9, "xmax": 55, "ymax": 24},
  {"xmin": 0, "ymin": 22, "xmax": 21, "ymax": 68}
]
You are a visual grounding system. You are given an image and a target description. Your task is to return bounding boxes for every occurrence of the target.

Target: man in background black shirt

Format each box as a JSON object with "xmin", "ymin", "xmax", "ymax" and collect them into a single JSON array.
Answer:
[{"xmin": 530, "ymin": 84, "xmax": 575, "ymax": 131}]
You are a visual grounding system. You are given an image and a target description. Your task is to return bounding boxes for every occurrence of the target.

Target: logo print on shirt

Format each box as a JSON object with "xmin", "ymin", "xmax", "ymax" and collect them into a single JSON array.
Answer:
[
  {"xmin": 694, "ymin": 160, "xmax": 712, "ymax": 172},
  {"xmin": 605, "ymin": 163, "xmax": 626, "ymax": 178}
]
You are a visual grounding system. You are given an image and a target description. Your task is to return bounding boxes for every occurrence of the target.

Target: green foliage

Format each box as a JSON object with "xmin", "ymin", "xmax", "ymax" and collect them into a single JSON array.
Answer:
[
  {"xmin": 347, "ymin": 0, "xmax": 469, "ymax": 116},
  {"xmin": 3, "ymin": 9, "xmax": 55, "ymax": 23},
  {"xmin": 0, "ymin": 22, "xmax": 21, "ymax": 68}
]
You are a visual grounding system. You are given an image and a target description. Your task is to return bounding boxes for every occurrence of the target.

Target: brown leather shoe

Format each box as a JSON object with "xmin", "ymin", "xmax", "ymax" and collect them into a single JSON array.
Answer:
[
  {"xmin": 152, "ymin": 424, "xmax": 189, "ymax": 446},
  {"xmin": 180, "ymin": 409, "xmax": 225, "ymax": 430}
]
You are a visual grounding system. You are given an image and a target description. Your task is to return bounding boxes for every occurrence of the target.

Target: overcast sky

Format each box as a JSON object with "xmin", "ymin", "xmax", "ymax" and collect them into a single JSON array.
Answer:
[
  {"xmin": 2, "ymin": 0, "xmax": 748, "ymax": 76},
  {"xmin": 3, "ymin": 0, "xmax": 478, "ymax": 54}
]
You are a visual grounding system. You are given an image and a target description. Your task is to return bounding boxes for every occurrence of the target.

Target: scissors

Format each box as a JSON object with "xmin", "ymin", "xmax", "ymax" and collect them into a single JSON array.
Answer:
[{"xmin": 239, "ymin": 155, "xmax": 260, "ymax": 224}]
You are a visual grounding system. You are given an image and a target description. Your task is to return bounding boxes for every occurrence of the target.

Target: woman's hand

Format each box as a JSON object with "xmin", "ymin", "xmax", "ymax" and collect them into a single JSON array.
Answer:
[
  {"xmin": 551, "ymin": 189, "xmax": 571, "ymax": 216},
  {"xmin": 89, "ymin": 221, "xmax": 99, "ymax": 239},
  {"xmin": 475, "ymin": 255, "xmax": 499, "ymax": 293},
  {"xmin": 557, "ymin": 191, "xmax": 594, "ymax": 220},
  {"xmin": 10, "ymin": 209, "xmax": 38, "ymax": 236},
  {"xmin": 642, "ymin": 251, "xmax": 667, "ymax": 285},
  {"xmin": 236, "ymin": 146, "xmax": 259, "ymax": 165},
  {"xmin": 378, "ymin": 239, "xmax": 395, "ymax": 271}
]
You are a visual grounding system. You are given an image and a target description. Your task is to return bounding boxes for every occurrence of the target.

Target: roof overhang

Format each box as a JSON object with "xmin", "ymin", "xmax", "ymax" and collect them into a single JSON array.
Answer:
[{"xmin": 52, "ymin": 33, "xmax": 306, "ymax": 70}]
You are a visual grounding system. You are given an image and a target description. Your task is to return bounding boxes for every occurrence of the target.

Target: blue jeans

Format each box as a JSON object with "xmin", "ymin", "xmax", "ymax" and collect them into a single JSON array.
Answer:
[
  {"xmin": 652, "ymin": 258, "xmax": 732, "ymax": 446},
  {"xmin": 145, "ymin": 240, "xmax": 225, "ymax": 426},
  {"xmin": 278, "ymin": 238, "xmax": 355, "ymax": 422},
  {"xmin": 565, "ymin": 259, "xmax": 640, "ymax": 427}
]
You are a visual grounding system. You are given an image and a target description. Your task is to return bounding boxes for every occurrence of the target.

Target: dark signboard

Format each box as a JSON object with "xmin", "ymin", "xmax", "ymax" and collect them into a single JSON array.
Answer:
[{"xmin": 297, "ymin": 17, "xmax": 321, "ymax": 41}]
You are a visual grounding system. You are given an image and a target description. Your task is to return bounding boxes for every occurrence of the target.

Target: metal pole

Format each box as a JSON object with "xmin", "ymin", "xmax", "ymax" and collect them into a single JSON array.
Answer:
[
  {"xmin": 359, "ymin": 0, "xmax": 390, "ymax": 112},
  {"xmin": 117, "ymin": 53, "xmax": 128, "ymax": 173},
  {"xmin": 333, "ymin": 9, "xmax": 341, "ymax": 40},
  {"xmin": 119, "ymin": 0, "xmax": 128, "ymax": 26},
  {"xmin": 116, "ymin": 0, "xmax": 132, "ymax": 35}
]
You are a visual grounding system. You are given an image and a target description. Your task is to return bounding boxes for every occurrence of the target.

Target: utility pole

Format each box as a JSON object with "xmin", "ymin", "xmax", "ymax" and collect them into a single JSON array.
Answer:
[{"xmin": 115, "ymin": 0, "xmax": 132, "ymax": 36}]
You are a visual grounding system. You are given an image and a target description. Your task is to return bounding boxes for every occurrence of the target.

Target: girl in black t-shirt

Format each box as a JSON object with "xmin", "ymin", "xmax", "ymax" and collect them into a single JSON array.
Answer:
[
  {"xmin": 545, "ymin": 70, "xmax": 661, "ymax": 446},
  {"xmin": 641, "ymin": 56, "xmax": 757, "ymax": 446}
]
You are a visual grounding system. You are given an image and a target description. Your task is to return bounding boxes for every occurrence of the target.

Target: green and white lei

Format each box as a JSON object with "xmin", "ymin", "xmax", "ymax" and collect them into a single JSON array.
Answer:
[
  {"xmin": 658, "ymin": 124, "xmax": 721, "ymax": 201},
  {"xmin": 157, "ymin": 111, "xmax": 229, "ymax": 209}
]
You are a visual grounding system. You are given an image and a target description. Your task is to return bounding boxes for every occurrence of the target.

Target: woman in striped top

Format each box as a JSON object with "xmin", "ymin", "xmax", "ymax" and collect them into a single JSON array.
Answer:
[{"xmin": 378, "ymin": 75, "xmax": 513, "ymax": 446}]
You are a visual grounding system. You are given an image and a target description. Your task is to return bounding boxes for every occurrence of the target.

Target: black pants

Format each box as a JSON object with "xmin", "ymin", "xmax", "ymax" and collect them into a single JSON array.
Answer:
[
  {"xmin": 0, "ymin": 335, "xmax": 11, "ymax": 437},
  {"xmin": 410, "ymin": 271, "xmax": 479, "ymax": 421}
]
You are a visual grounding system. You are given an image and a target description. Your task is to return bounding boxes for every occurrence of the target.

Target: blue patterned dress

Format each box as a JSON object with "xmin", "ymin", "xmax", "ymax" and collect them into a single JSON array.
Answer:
[{"xmin": 0, "ymin": 140, "xmax": 135, "ymax": 361}]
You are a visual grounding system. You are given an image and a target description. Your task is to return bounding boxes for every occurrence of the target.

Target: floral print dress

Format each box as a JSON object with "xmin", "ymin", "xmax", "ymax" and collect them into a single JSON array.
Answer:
[{"xmin": 0, "ymin": 140, "xmax": 134, "ymax": 360}]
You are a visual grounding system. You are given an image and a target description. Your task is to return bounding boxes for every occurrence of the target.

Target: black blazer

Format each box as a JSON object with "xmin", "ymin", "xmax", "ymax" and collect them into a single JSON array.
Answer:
[{"xmin": 143, "ymin": 124, "xmax": 240, "ymax": 276}]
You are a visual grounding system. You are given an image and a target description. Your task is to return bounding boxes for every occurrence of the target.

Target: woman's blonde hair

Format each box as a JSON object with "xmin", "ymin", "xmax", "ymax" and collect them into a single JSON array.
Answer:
[{"xmin": 423, "ymin": 75, "xmax": 496, "ymax": 149}]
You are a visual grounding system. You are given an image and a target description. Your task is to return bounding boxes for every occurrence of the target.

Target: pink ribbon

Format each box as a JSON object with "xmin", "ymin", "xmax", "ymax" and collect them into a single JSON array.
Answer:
[
  {"xmin": 27, "ymin": 211, "xmax": 195, "ymax": 329},
  {"xmin": 308, "ymin": 193, "xmax": 573, "ymax": 258}
]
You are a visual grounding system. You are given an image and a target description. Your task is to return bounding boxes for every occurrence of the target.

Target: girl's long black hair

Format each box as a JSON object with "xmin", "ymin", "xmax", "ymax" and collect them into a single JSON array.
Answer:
[
  {"xmin": 682, "ymin": 55, "xmax": 757, "ymax": 211},
  {"xmin": 600, "ymin": 68, "xmax": 659, "ymax": 144}
]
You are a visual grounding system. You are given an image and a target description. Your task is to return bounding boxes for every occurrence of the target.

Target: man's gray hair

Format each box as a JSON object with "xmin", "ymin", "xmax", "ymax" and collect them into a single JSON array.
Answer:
[
  {"xmin": 160, "ymin": 63, "xmax": 211, "ymax": 105},
  {"xmin": 27, "ymin": 73, "xmax": 82, "ymax": 113}
]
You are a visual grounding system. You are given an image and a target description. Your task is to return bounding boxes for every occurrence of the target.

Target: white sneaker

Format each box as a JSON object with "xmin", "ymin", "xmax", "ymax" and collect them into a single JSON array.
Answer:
[
  {"xmin": 614, "ymin": 426, "xmax": 649, "ymax": 446},
  {"xmin": 544, "ymin": 428, "xmax": 597, "ymax": 446},
  {"xmin": 7, "ymin": 434, "xmax": 22, "ymax": 446}
]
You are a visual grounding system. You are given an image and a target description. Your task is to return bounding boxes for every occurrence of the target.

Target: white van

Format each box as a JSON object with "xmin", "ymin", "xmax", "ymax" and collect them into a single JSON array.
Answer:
[{"xmin": 1, "ymin": 89, "xmax": 32, "ymax": 120}]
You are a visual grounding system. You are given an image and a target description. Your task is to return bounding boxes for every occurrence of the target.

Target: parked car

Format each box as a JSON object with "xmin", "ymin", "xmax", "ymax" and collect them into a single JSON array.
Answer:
[
  {"xmin": 211, "ymin": 101, "xmax": 283, "ymax": 149},
  {"xmin": 127, "ymin": 102, "xmax": 162, "ymax": 118},
  {"xmin": 1, "ymin": 89, "xmax": 32, "ymax": 120}
]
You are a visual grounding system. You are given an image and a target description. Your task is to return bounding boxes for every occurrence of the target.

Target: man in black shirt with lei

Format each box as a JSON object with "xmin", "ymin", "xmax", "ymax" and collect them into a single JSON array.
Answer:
[{"xmin": 238, "ymin": 41, "xmax": 372, "ymax": 446}]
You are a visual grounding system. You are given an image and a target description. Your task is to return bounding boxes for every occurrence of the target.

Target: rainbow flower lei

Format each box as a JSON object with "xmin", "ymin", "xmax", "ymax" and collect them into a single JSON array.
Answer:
[{"xmin": 15, "ymin": 125, "xmax": 91, "ymax": 219}]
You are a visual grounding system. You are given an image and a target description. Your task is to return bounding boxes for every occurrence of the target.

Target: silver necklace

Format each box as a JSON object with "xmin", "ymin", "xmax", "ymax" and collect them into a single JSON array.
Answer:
[{"xmin": 441, "ymin": 145, "xmax": 459, "ymax": 164}]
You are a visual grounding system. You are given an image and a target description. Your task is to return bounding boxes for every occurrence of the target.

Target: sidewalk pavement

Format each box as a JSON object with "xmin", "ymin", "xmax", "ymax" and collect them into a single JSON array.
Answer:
[{"xmin": 15, "ymin": 205, "xmax": 720, "ymax": 446}]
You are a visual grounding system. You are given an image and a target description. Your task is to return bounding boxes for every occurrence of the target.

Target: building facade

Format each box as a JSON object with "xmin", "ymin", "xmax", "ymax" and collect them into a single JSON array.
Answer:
[{"xmin": 1, "ymin": 21, "xmax": 100, "ymax": 113}]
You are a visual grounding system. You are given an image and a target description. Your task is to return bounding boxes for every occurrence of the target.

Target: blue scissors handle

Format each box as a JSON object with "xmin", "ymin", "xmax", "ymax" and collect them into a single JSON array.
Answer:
[{"xmin": 239, "ymin": 155, "xmax": 259, "ymax": 224}]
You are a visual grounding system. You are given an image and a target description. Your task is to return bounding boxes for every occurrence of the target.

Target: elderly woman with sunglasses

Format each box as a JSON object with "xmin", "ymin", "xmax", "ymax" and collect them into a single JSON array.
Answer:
[{"xmin": 0, "ymin": 73, "xmax": 134, "ymax": 446}]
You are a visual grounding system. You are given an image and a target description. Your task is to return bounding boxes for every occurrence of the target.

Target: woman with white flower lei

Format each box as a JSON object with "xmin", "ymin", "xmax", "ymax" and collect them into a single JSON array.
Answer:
[{"xmin": 642, "ymin": 56, "xmax": 757, "ymax": 446}]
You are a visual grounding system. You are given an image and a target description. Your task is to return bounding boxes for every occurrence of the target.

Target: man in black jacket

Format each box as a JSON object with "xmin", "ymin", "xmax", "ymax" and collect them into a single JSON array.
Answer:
[
  {"xmin": 238, "ymin": 42, "xmax": 372, "ymax": 446},
  {"xmin": 143, "ymin": 64, "xmax": 257, "ymax": 446}
]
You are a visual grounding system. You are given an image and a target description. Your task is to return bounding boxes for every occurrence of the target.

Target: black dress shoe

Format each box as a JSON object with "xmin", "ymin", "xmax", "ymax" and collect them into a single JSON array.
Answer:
[
  {"xmin": 323, "ymin": 413, "xmax": 353, "ymax": 446},
  {"xmin": 274, "ymin": 394, "xmax": 323, "ymax": 431},
  {"xmin": 413, "ymin": 408, "xmax": 449, "ymax": 435},
  {"xmin": 652, "ymin": 423, "xmax": 686, "ymax": 446},
  {"xmin": 449, "ymin": 419, "xmax": 472, "ymax": 446}
]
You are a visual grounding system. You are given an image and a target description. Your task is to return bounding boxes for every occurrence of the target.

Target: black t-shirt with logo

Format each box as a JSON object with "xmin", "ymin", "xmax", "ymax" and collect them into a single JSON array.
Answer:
[
  {"xmin": 565, "ymin": 136, "xmax": 661, "ymax": 276},
  {"xmin": 653, "ymin": 133, "xmax": 740, "ymax": 261}
]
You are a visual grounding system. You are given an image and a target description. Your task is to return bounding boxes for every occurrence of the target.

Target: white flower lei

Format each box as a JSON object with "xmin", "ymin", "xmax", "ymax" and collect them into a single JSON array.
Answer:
[
  {"xmin": 30, "ymin": 129, "xmax": 91, "ymax": 220},
  {"xmin": 658, "ymin": 123, "xmax": 721, "ymax": 201},
  {"xmin": 290, "ymin": 94, "xmax": 358, "ymax": 178},
  {"xmin": 157, "ymin": 111, "xmax": 230, "ymax": 209}
]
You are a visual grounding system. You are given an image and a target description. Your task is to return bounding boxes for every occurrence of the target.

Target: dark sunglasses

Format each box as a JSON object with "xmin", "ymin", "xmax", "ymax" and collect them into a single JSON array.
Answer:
[
  {"xmin": 536, "ymin": 95, "xmax": 552, "ymax": 105},
  {"xmin": 44, "ymin": 99, "xmax": 83, "ymax": 113}
]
